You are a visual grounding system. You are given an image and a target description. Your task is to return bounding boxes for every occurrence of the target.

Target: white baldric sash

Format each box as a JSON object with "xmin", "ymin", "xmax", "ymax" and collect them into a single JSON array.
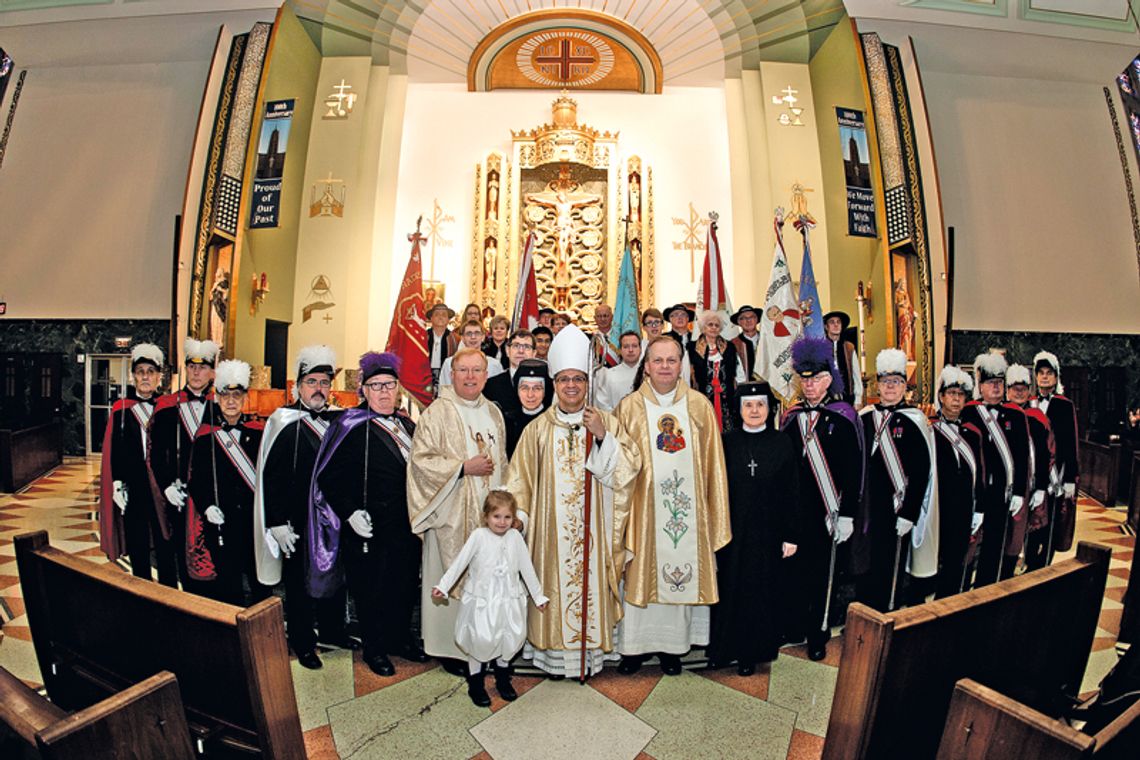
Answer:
[
  {"xmin": 643, "ymin": 394, "xmax": 700, "ymax": 604},
  {"xmin": 179, "ymin": 399, "xmax": 205, "ymax": 438},
  {"xmin": 934, "ymin": 420, "xmax": 977, "ymax": 489},
  {"xmin": 976, "ymin": 405, "xmax": 1014, "ymax": 500},
  {"xmin": 130, "ymin": 403, "xmax": 153, "ymax": 452},
  {"xmin": 871, "ymin": 408, "xmax": 907, "ymax": 514},
  {"xmin": 799, "ymin": 410, "xmax": 842, "ymax": 535},
  {"xmin": 216, "ymin": 428, "xmax": 257, "ymax": 492},
  {"xmin": 301, "ymin": 414, "xmax": 330, "ymax": 441},
  {"xmin": 371, "ymin": 416, "xmax": 412, "ymax": 462}
]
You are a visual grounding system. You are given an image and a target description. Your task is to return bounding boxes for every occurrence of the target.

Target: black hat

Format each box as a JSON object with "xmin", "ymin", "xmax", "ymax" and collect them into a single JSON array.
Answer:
[
  {"xmin": 729, "ymin": 305, "xmax": 759, "ymax": 325},
  {"xmin": 427, "ymin": 303, "xmax": 455, "ymax": 318},
  {"xmin": 663, "ymin": 304, "xmax": 696, "ymax": 323},
  {"xmin": 737, "ymin": 381, "xmax": 774, "ymax": 403},
  {"xmin": 532, "ymin": 325, "xmax": 553, "ymax": 339},
  {"xmin": 538, "ymin": 307, "xmax": 556, "ymax": 317},
  {"xmin": 513, "ymin": 359, "xmax": 548, "ymax": 390},
  {"xmin": 822, "ymin": 311, "xmax": 851, "ymax": 332}
]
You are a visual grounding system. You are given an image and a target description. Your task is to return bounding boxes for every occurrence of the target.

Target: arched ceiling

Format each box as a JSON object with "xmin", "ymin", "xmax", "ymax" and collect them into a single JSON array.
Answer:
[{"xmin": 289, "ymin": 0, "xmax": 848, "ymax": 85}]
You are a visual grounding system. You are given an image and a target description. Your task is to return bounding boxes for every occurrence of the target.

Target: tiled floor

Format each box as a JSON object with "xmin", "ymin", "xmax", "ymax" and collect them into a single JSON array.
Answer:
[{"xmin": 0, "ymin": 456, "xmax": 1132, "ymax": 759}]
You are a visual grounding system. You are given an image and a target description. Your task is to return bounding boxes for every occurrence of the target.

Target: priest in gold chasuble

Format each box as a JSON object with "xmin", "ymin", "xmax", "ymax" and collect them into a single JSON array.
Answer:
[
  {"xmin": 408, "ymin": 349, "xmax": 507, "ymax": 662},
  {"xmin": 507, "ymin": 325, "xmax": 640, "ymax": 678},
  {"xmin": 614, "ymin": 336, "xmax": 731, "ymax": 675}
]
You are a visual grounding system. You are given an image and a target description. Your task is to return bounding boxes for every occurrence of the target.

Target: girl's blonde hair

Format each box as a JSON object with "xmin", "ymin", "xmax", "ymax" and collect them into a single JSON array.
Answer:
[{"xmin": 483, "ymin": 490, "xmax": 518, "ymax": 522}]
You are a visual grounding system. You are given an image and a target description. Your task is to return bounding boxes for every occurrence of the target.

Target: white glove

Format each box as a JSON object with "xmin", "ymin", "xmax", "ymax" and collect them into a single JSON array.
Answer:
[
  {"xmin": 164, "ymin": 480, "xmax": 187, "ymax": 508},
  {"xmin": 896, "ymin": 517, "xmax": 914, "ymax": 537},
  {"xmin": 269, "ymin": 525, "xmax": 298, "ymax": 556},
  {"xmin": 112, "ymin": 480, "xmax": 128, "ymax": 513},
  {"xmin": 1030, "ymin": 490, "xmax": 1045, "ymax": 509},
  {"xmin": 836, "ymin": 516, "xmax": 854, "ymax": 544},
  {"xmin": 1009, "ymin": 496, "xmax": 1024, "ymax": 517},
  {"xmin": 971, "ymin": 513, "xmax": 985, "ymax": 535},
  {"xmin": 347, "ymin": 510, "xmax": 373, "ymax": 539},
  {"xmin": 205, "ymin": 505, "xmax": 225, "ymax": 525},
  {"xmin": 1063, "ymin": 483, "xmax": 1076, "ymax": 500}
]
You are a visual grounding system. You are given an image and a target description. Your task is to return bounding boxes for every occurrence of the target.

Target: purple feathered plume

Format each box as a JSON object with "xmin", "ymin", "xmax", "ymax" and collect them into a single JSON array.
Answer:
[
  {"xmin": 359, "ymin": 351, "xmax": 400, "ymax": 382},
  {"xmin": 791, "ymin": 337, "xmax": 844, "ymax": 396}
]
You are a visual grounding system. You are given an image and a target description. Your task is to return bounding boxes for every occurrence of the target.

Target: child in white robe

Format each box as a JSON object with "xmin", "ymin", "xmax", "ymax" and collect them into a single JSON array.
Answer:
[{"xmin": 433, "ymin": 490, "xmax": 548, "ymax": 706}]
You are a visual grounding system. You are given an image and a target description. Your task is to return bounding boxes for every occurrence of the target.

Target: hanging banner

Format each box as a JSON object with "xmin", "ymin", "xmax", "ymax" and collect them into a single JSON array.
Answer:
[
  {"xmin": 836, "ymin": 107, "xmax": 877, "ymax": 238},
  {"xmin": 249, "ymin": 99, "xmax": 294, "ymax": 229}
]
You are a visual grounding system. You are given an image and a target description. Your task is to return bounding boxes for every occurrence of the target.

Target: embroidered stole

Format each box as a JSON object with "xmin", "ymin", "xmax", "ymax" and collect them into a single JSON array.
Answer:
[
  {"xmin": 643, "ymin": 394, "xmax": 700, "ymax": 604},
  {"xmin": 798, "ymin": 410, "xmax": 842, "ymax": 535}
]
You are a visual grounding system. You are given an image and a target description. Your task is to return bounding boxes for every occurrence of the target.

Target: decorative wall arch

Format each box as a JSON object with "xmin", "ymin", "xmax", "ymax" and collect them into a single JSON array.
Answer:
[{"xmin": 467, "ymin": 9, "xmax": 663, "ymax": 94}]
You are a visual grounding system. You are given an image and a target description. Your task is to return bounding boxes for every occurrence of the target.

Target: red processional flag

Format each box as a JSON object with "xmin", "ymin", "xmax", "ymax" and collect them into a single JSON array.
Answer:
[
  {"xmin": 385, "ymin": 219, "xmax": 433, "ymax": 407},
  {"xmin": 511, "ymin": 229, "xmax": 540, "ymax": 330}
]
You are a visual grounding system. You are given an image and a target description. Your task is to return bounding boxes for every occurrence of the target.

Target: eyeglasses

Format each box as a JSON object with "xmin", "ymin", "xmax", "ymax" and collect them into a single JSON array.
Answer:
[
  {"xmin": 879, "ymin": 377, "xmax": 905, "ymax": 387},
  {"xmin": 363, "ymin": 380, "xmax": 398, "ymax": 392},
  {"xmin": 509, "ymin": 342, "xmax": 536, "ymax": 351},
  {"xmin": 302, "ymin": 378, "xmax": 332, "ymax": 388},
  {"xmin": 218, "ymin": 389, "xmax": 246, "ymax": 399},
  {"xmin": 555, "ymin": 375, "xmax": 587, "ymax": 385},
  {"xmin": 644, "ymin": 319, "xmax": 663, "ymax": 327},
  {"xmin": 453, "ymin": 366, "xmax": 487, "ymax": 376}
]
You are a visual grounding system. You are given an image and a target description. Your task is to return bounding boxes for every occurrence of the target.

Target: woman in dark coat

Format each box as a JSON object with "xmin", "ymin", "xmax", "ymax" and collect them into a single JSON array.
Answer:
[
  {"xmin": 708, "ymin": 382, "xmax": 801, "ymax": 674},
  {"xmin": 688, "ymin": 310, "xmax": 743, "ymax": 433}
]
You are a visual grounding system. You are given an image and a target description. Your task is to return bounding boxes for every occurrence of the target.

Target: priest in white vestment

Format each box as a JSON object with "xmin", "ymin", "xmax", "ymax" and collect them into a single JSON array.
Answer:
[
  {"xmin": 408, "ymin": 348, "xmax": 507, "ymax": 665},
  {"xmin": 595, "ymin": 330, "xmax": 643, "ymax": 413},
  {"xmin": 614, "ymin": 336, "xmax": 731, "ymax": 675},
  {"xmin": 507, "ymin": 324, "xmax": 640, "ymax": 677}
]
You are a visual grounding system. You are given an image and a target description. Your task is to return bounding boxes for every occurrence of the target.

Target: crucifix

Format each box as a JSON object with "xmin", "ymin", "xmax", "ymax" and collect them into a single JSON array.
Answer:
[
  {"xmin": 747, "ymin": 458, "xmax": 758, "ymax": 477},
  {"xmin": 535, "ymin": 39, "xmax": 596, "ymax": 81}
]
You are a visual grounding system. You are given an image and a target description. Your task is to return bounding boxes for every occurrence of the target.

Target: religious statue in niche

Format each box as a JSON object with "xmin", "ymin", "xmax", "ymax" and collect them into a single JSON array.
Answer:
[
  {"xmin": 486, "ymin": 171, "xmax": 500, "ymax": 222},
  {"xmin": 894, "ymin": 275, "xmax": 917, "ymax": 361},
  {"xmin": 208, "ymin": 246, "xmax": 232, "ymax": 348},
  {"xmin": 483, "ymin": 237, "xmax": 499, "ymax": 290},
  {"xmin": 525, "ymin": 164, "xmax": 602, "ymax": 312},
  {"xmin": 629, "ymin": 172, "xmax": 641, "ymax": 225}
]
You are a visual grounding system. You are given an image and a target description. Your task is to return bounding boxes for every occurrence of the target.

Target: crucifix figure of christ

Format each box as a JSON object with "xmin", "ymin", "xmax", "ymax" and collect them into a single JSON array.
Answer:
[{"xmin": 525, "ymin": 165, "xmax": 601, "ymax": 311}]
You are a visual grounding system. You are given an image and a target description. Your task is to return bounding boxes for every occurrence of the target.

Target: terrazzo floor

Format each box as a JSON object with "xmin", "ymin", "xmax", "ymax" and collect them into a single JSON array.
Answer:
[{"xmin": 0, "ymin": 456, "xmax": 1132, "ymax": 759}]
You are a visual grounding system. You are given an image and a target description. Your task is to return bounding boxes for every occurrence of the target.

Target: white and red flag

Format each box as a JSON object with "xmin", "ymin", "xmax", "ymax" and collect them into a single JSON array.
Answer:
[{"xmin": 511, "ymin": 228, "xmax": 541, "ymax": 331}]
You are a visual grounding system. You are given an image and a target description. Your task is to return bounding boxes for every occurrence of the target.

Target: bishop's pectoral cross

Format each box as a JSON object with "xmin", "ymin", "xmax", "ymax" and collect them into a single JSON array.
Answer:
[{"xmin": 747, "ymin": 458, "xmax": 758, "ymax": 477}]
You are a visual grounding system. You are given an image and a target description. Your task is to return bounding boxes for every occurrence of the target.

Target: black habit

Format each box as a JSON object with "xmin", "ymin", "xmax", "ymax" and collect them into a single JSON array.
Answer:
[{"xmin": 709, "ymin": 425, "xmax": 800, "ymax": 665}]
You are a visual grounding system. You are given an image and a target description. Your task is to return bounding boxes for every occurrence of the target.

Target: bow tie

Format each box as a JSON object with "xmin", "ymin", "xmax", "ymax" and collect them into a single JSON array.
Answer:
[{"xmin": 185, "ymin": 389, "xmax": 207, "ymax": 403}]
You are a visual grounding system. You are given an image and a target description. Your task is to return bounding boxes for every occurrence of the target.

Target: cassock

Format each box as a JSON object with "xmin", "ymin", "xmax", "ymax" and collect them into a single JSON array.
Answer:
[
  {"xmin": 309, "ymin": 407, "xmax": 419, "ymax": 661},
  {"xmin": 960, "ymin": 401, "xmax": 1030, "ymax": 584},
  {"xmin": 931, "ymin": 414, "xmax": 984, "ymax": 598},
  {"xmin": 781, "ymin": 399, "xmax": 863, "ymax": 651},
  {"xmin": 506, "ymin": 405, "xmax": 639, "ymax": 677},
  {"xmin": 406, "ymin": 386, "xmax": 507, "ymax": 660},
  {"xmin": 100, "ymin": 394, "xmax": 176, "ymax": 585},
  {"xmin": 595, "ymin": 362, "xmax": 638, "ymax": 413},
  {"xmin": 253, "ymin": 401, "xmax": 347, "ymax": 656},
  {"xmin": 709, "ymin": 424, "xmax": 799, "ymax": 666},
  {"xmin": 186, "ymin": 413, "xmax": 267, "ymax": 606},
  {"xmin": 1031, "ymin": 391, "xmax": 1079, "ymax": 563},
  {"xmin": 147, "ymin": 386, "xmax": 212, "ymax": 593},
  {"xmin": 857, "ymin": 404, "xmax": 937, "ymax": 612},
  {"xmin": 615, "ymin": 381, "xmax": 731, "ymax": 656}
]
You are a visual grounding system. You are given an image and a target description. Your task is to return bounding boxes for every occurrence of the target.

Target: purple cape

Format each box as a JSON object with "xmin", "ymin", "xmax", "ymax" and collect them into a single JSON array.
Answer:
[{"xmin": 306, "ymin": 407, "xmax": 374, "ymax": 598}]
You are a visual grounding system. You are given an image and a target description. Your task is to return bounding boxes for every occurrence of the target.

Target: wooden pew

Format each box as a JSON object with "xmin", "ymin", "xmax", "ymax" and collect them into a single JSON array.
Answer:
[
  {"xmin": 935, "ymin": 678, "xmax": 1140, "ymax": 760},
  {"xmin": 14, "ymin": 530, "xmax": 303, "ymax": 759},
  {"xmin": 822, "ymin": 542, "xmax": 1111, "ymax": 760},
  {"xmin": 1, "ymin": 665, "xmax": 195, "ymax": 759}
]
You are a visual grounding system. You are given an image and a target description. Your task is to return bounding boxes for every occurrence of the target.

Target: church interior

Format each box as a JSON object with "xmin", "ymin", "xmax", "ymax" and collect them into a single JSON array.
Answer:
[{"xmin": 1, "ymin": 0, "xmax": 1139, "ymax": 758}]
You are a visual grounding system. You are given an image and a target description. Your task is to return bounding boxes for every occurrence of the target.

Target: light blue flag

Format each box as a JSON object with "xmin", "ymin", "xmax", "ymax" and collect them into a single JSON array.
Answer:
[
  {"xmin": 797, "ymin": 219, "xmax": 824, "ymax": 339},
  {"xmin": 613, "ymin": 242, "xmax": 641, "ymax": 343}
]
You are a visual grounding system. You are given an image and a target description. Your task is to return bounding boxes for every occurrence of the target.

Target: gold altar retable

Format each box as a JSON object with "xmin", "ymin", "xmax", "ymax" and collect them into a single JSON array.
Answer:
[{"xmin": 470, "ymin": 95, "xmax": 653, "ymax": 328}]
